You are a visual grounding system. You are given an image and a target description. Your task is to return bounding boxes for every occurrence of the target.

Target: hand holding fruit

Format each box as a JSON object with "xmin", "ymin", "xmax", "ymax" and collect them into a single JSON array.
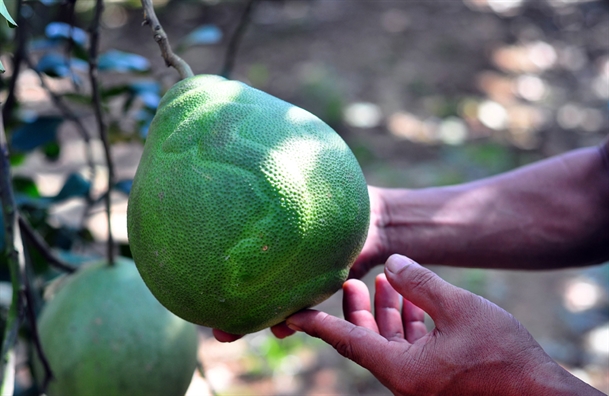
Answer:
[{"xmin": 286, "ymin": 255, "xmax": 603, "ymax": 396}]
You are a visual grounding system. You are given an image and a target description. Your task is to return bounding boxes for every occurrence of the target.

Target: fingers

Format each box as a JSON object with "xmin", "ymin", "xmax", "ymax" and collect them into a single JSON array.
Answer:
[
  {"xmin": 270, "ymin": 322, "xmax": 296, "ymax": 339},
  {"xmin": 374, "ymin": 274, "xmax": 405, "ymax": 341},
  {"xmin": 402, "ymin": 299, "xmax": 428, "ymax": 343},
  {"xmin": 343, "ymin": 279, "xmax": 379, "ymax": 333},
  {"xmin": 286, "ymin": 309, "xmax": 391, "ymax": 370},
  {"xmin": 384, "ymin": 254, "xmax": 463, "ymax": 327},
  {"xmin": 214, "ymin": 323, "xmax": 295, "ymax": 343},
  {"xmin": 212, "ymin": 329, "xmax": 243, "ymax": 343}
]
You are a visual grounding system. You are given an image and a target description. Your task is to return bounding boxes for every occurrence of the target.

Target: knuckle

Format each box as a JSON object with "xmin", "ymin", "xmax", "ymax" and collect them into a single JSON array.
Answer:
[
  {"xmin": 406, "ymin": 267, "xmax": 436, "ymax": 292},
  {"xmin": 330, "ymin": 326, "xmax": 368, "ymax": 360}
]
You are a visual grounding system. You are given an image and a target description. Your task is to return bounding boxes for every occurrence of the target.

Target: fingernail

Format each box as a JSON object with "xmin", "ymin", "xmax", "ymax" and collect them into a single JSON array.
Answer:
[
  {"xmin": 385, "ymin": 255, "xmax": 412, "ymax": 274},
  {"xmin": 286, "ymin": 322, "xmax": 302, "ymax": 332}
]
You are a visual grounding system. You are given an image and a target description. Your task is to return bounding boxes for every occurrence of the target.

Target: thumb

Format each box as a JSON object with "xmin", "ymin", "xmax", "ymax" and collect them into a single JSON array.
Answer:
[{"xmin": 384, "ymin": 254, "xmax": 466, "ymax": 327}]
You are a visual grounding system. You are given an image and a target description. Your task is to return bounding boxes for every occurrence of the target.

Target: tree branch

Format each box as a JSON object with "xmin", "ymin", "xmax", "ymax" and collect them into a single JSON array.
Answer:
[
  {"xmin": 19, "ymin": 217, "xmax": 76, "ymax": 273},
  {"xmin": 0, "ymin": 108, "xmax": 26, "ymax": 390},
  {"xmin": 88, "ymin": 0, "xmax": 115, "ymax": 266},
  {"xmin": 221, "ymin": 0, "xmax": 257, "ymax": 79},
  {"xmin": 23, "ymin": 55, "xmax": 97, "ymax": 190},
  {"xmin": 140, "ymin": 0, "xmax": 194, "ymax": 80}
]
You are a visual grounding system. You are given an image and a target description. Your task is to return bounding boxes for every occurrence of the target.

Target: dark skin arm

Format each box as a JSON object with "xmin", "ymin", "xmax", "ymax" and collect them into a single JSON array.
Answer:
[
  {"xmin": 351, "ymin": 138, "xmax": 609, "ymax": 278},
  {"xmin": 287, "ymin": 255, "xmax": 604, "ymax": 396}
]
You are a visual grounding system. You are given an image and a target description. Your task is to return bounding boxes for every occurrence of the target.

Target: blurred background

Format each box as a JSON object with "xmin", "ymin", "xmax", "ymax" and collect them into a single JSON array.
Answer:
[{"xmin": 1, "ymin": 0, "xmax": 608, "ymax": 394}]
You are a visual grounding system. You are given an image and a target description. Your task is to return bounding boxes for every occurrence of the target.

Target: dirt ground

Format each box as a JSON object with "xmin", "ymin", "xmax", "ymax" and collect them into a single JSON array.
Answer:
[{"xmin": 10, "ymin": 0, "xmax": 609, "ymax": 394}]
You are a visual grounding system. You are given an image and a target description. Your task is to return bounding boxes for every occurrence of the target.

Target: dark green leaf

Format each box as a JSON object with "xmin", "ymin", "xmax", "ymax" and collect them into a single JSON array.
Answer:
[
  {"xmin": 98, "ymin": 50, "xmax": 150, "ymax": 73},
  {"xmin": 119, "ymin": 243, "xmax": 132, "ymax": 258},
  {"xmin": 11, "ymin": 116, "xmax": 63, "ymax": 151},
  {"xmin": 114, "ymin": 179, "xmax": 132, "ymax": 195},
  {"xmin": 61, "ymin": 93, "xmax": 91, "ymax": 105},
  {"xmin": 12, "ymin": 176, "xmax": 40, "ymax": 198},
  {"xmin": 8, "ymin": 153, "xmax": 26, "ymax": 166},
  {"xmin": 139, "ymin": 91, "xmax": 160, "ymax": 109},
  {"xmin": 43, "ymin": 141, "xmax": 61, "ymax": 161},
  {"xmin": 0, "ymin": 0, "xmax": 17, "ymax": 28},
  {"xmin": 101, "ymin": 85, "xmax": 131, "ymax": 99},
  {"xmin": 45, "ymin": 22, "xmax": 87, "ymax": 47},
  {"xmin": 129, "ymin": 80, "xmax": 160, "ymax": 94},
  {"xmin": 179, "ymin": 25, "xmax": 222, "ymax": 50},
  {"xmin": 53, "ymin": 173, "xmax": 90, "ymax": 202},
  {"xmin": 36, "ymin": 53, "xmax": 88, "ymax": 78}
]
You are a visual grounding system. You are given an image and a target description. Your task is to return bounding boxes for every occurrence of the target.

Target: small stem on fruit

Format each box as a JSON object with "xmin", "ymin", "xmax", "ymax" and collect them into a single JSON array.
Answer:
[
  {"xmin": 140, "ymin": 0, "xmax": 194, "ymax": 80},
  {"xmin": 221, "ymin": 0, "xmax": 257, "ymax": 79},
  {"xmin": 88, "ymin": 0, "xmax": 116, "ymax": 266}
]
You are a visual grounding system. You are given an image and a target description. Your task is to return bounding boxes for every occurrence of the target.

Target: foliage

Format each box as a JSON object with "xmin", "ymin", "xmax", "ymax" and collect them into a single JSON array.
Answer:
[{"xmin": 0, "ymin": 0, "xmax": 226, "ymax": 393}]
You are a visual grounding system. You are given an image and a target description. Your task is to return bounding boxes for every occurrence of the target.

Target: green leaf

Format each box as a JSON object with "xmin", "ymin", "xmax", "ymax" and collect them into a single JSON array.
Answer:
[
  {"xmin": 10, "ymin": 116, "xmax": 64, "ymax": 151},
  {"xmin": 0, "ymin": 0, "xmax": 16, "ymax": 28}
]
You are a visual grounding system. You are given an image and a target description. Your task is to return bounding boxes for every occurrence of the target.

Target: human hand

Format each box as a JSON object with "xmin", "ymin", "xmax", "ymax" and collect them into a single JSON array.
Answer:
[
  {"xmin": 349, "ymin": 186, "xmax": 391, "ymax": 279},
  {"xmin": 287, "ymin": 254, "xmax": 601, "ymax": 396},
  {"xmin": 212, "ymin": 322, "xmax": 295, "ymax": 343}
]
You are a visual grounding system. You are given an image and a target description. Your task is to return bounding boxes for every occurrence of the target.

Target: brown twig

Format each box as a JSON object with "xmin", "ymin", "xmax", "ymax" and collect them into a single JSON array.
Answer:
[
  {"xmin": 88, "ymin": 0, "xmax": 115, "ymax": 266},
  {"xmin": 23, "ymin": 55, "xmax": 97, "ymax": 192},
  {"xmin": 20, "ymin": 248, "xmax": 53, "ymax": 391},
  {"xmin": 221, "ymin": 0, "xmax": 257, "ymax": 79},
  {"xmin": 140, "ymin": 0, "xmax": 194, "ymax": 80},
  {"xmin": 0, "ymin": 108, "xmax": 26, "ymax": 389},
  {"xmin": 19, "ymin": 217, "xmax": 76, "ymax": 273}
]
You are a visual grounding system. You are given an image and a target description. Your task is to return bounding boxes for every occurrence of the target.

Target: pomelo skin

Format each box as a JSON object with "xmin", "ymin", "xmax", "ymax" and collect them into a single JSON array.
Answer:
[
  {"xmin": 35, "ymin": 258, "xmax": 198, "ymax": 396},
  {"xmin": 127, "ymin": 75, "xmax": 370, "ymax": 335}
]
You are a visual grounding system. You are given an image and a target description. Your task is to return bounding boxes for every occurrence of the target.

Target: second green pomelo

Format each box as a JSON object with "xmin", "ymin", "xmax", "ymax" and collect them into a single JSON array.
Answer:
[
  {"xmin": 127, "ymin": 75, "xmax": 369, "ymax": 335},
  {"xmin": 35, "ymin": 258, "xmax": 198, "ymax": 396}
]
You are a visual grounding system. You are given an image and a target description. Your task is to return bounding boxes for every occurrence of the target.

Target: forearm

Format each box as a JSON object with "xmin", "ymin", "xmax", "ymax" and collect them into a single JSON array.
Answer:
[{"xmin": 379, "ymin": 140, "xmax": 609, "ymax": 270}]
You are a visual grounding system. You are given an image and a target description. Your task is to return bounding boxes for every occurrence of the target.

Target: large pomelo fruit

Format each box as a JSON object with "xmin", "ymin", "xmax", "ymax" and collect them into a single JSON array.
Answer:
[
  {"xmin": 35, "ymin": 258, "xmax": 198, "ymax": 396},
  {"xmin": 127, "ymin": 75, "xmax": 369, "ymax": 335}
]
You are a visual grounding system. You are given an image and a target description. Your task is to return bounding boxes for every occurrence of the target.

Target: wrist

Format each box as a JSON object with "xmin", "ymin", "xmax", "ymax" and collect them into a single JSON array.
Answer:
[
  {"xmin": 377, "ymin": 186, "xmax": 469, "ymax": 265},
  {"xmin": 517, "ymin": 359, "xmax": 603, "ymax": 396}
]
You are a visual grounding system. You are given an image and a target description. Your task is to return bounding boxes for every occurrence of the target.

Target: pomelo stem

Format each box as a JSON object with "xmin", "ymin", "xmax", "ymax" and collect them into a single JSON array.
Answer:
[{"xmin": 140, "ymin": 0, "xmax": 194, "ymax": 80}]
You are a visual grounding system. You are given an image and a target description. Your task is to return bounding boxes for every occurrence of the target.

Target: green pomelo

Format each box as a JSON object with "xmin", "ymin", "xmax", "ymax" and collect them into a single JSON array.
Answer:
[
  {"xmin": 35, "ymin": 258, "xmax": 198, "ymax": 396},
  {"xmin": 127, "ymin": 75, "xmax": 370, "ymax": 335}
]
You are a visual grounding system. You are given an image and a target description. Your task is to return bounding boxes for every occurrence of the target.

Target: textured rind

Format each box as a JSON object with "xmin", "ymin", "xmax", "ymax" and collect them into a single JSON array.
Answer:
[
  {"xmin": 35, "ymin": 258, "xmax": 198, "ymax": 396},
  {"xmin": 127, "ymin": 75, "xmax": 370, "ymax": 334}
]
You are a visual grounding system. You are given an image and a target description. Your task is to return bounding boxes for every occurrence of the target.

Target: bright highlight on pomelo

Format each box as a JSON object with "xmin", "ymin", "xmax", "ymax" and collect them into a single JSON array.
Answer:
[
  {"xmin": 35, "ymin": 258, "xmax": 198, "ymax": 396},
  {"xmin": 127, "ymin": 75, "xmax": 370, "ymax": 335}
]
